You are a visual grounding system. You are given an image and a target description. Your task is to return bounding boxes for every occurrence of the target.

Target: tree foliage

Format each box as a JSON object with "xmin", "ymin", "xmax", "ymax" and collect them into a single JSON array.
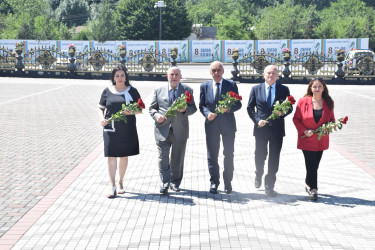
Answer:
[
  {"xmin": 87, "ymin": 0, "xmax": 117, "ymax": 42},
  {"xmin": 0, "ymin": 0, "xmax": 374, "ymax": 51},
  {"xmin": 254, "ymin": 1, "xmax": 310, "ymax": 40},
  {"xmin": 55, "ymin": 0, "xmax": 90, "ymax": 28},
  {"xmin": 115, "ymin": 0, "xmax": 191, "ymax": 40}
]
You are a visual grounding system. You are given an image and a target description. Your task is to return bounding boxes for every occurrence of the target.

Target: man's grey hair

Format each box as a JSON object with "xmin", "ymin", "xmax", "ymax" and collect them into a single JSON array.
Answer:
[
  {"xmin": 210, "ymin": 61, "xmax": 224, "ymax": 70},
  {"xmin": 264, "ymin": 64, "xmax": 278, "ymax": 73},
  {"xmin": 167, "ymin": 66, "xmax": 182, "ymax": 75}
]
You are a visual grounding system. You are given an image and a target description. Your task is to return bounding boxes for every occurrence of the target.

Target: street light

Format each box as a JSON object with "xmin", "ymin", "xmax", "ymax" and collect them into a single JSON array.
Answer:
[{"xmin": 154, "ymin": 1, "xmax": 166, "ymax": 41}]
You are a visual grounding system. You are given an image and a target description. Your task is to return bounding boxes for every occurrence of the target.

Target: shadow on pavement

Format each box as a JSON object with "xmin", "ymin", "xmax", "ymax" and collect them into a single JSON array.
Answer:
[
  {"xmin": 317, "ymin": 194, "xmax": 375, "ymax": 208},
  {"xmin": 115, "ymin": 190, "xmax": 375, "ymax": 208}
]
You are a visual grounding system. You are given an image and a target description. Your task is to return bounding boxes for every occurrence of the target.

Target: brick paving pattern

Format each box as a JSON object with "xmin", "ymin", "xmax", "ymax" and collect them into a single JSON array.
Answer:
[{"xmin": 1, "ymin": 68, "xmax": 375, "ymax": 249}]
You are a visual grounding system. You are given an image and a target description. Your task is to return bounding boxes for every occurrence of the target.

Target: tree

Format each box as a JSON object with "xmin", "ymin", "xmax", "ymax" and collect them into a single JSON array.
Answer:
[
  {"xmin": 212, "ymin": 10, "xmax": 251, "ymax": 40},
  {"xmin": 314, "ymin": 0, "xmax": 374, "ymax": 39},
  {"xmin": 115, "ymin": 0, "xmax": 191, "ymax": 40},
  {"xmin": 253, "ymin": 1, "xmax": 309, "ymax": 40},
  {"xmin": 55, "ymin": 0, "xmax": 90, "ymax": 28},
  {"xmin": 47, "ymin": 0, "xmax": 61, "ymax": 11},
  {"xmin": 302, "ymin": 6, "xmax": 320, "ymax": 39},
  {"xmin": 87, "ymin": 0, "xmax": 117, "ymax": 42}
]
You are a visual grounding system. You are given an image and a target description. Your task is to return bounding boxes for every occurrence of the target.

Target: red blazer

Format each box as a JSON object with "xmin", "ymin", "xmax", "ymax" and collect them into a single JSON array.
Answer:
[{"xmin": 293, "ymin": 96, "xmax": 335, "ymax": 151}]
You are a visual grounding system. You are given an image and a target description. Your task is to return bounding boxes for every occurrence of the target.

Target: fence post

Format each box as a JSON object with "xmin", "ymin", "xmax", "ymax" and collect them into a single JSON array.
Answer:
[
  {"xmin": 119, "ymin": 46, "xmax": 127, "ymax": 69},
  {"xmin": 335, "ymin": 49, "xmax": 346, "ymax": 78},
  {"xmin": 231, "ymin": 48, "xmax": 239, "ymax": 81},
  {"xmin": 170, "ymin": 47, "xmax": 178, "ymax": 67},
  {"xmin": 282, "ymin": 50, "xmax": 291, "ymax": 78},
  {"xmin": 15, "ymin": 43, "xmax": 25, "ymax": 72}
]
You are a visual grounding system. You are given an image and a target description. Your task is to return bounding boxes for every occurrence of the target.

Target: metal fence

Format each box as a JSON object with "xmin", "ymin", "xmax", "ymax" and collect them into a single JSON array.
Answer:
[
  {"xmin": 230, "ymin": 49, "xmax": 375, "ymax": 84},
  {"xmin": 0, "ymin": 44, "xmax": 178, "ymax": 80},
  {"xmin": 2, "ymin": 44, "xmax": 375, "ymax": 84}
]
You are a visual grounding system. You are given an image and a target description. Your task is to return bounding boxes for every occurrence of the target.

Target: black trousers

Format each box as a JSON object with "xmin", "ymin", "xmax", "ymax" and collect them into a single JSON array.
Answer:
[
  {"xmin": 302, "ymin": 150, "xmax": 323, "ymax": 190},
  {"xmin": 254, "ymin": 135, "xmax": 283, "ymax": 190}
]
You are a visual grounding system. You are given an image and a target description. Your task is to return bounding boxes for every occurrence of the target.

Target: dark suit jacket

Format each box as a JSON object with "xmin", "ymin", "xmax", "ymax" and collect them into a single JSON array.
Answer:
[
  {"xmin": 199, "ymin": 78, "xmax": 242, "ymax": 132},
  {"xmin": 247, "ymin": 82, "xmax": 292, "ymax": 137},
  {"xmin": 293, "ymin": 96, "xmax": 335, "ymax": 151},
  {"xmin": 149, "ymin": 83, "xmax": 197, "ymax": 142}
]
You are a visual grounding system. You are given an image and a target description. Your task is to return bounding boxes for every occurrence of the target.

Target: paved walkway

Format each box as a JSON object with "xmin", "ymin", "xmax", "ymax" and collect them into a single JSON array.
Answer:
[{"xmin": 0, "ymin": 68, "xmax": 375, "ymax": 249}]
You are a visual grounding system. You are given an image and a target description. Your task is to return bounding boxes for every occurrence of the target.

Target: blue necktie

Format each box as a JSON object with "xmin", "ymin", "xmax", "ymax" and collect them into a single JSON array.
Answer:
[{"xmin": 267, "ymin": 86, "xmax": 272, "ymax": 108}]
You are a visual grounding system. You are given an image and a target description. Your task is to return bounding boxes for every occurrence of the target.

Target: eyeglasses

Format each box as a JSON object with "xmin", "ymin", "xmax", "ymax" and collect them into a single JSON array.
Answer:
[{"xmin": 311, "ymin": 77, "xmax": 324, "ymax": 81}]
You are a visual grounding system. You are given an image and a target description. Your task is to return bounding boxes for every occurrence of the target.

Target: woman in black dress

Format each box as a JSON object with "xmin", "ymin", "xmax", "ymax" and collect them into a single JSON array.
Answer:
[{"xmin": 98, "ymin": 66, "xmax": 142, "ymax": 198}]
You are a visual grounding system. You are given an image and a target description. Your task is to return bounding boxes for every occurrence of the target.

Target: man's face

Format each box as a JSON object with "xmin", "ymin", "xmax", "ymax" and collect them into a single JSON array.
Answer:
[
  {"xmin": 210, "ymin": 63, "xmax": 224, "ymax": 83},
  {"xmin": 167, "ymin": 69, "xmax": 182, "ymax": 89},
  {"xmin": 263, "ymin": 66, "xmax": 278, "ymax": 86}
]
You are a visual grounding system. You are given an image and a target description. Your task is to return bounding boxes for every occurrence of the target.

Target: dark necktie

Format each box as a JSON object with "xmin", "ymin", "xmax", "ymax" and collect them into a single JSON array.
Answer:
[
  {"xmin": 172, "ymin": 89, "xmax": 177, "ymax": 103},
  {"xmin": 267, "ymin": 86, "xmax": 272, "ymax": 108},
  {"xmin": 214, "ymin": 82, "xmax": 220, "ymax": 105}
]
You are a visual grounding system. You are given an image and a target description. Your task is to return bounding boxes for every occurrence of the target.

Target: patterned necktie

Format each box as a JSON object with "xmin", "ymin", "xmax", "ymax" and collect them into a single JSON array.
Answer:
[
  {"xmin": 214, "ymin": 82, "xmax": 220, "ymax": 105},
  {"xmin": 172, "ymin": 89, "xmax": 177, "ymax": 103},
  {"xmin": 267, "ymin": 86, "xmax": 272, "ymax": 108}
]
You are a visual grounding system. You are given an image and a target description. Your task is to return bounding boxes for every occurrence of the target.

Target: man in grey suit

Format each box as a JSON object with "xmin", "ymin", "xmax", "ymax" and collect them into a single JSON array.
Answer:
[
  {"xmin": 149, "ymin": 66, "xmax": 197, "ymax": 194},
  {"xmin": 199, "ymin": 61, "xmax": 242, "ymax": 194}
]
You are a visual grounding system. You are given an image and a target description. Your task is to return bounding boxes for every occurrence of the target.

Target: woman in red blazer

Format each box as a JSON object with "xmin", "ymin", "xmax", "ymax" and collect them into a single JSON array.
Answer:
[{"xmin": 293, "ymin": 78, "xmax": 335, "ymax": 200}]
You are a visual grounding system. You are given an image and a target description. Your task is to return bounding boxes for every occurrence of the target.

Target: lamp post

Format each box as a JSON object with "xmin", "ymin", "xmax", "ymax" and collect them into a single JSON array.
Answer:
[{"xmin": 154, "ymin": 1, "xmax": 166, "ymax": 41}]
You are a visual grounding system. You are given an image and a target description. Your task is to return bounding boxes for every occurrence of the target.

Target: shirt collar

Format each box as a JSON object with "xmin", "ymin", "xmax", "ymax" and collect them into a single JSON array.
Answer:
[
  {"xmin": 265, "ymin": 82, "xmax": 275, "ymax": 89},
  {"xmin": 213, "ymin": 79, "xmax": 223, "ymax": 86},
  {"xmin": 168, "ymin": 82, "xmax": 180, "ymax": 91}
]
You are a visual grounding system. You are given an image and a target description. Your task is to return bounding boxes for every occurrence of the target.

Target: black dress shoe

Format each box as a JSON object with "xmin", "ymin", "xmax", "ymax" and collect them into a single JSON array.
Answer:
[
  {"xmin": 254, "ymin": 177, "xmax": 262, "ymax": 189},
  {"xmin": 265, "ymin": 188, "xmax": 278, "ymax": 197},
  {"xmin": 224, "ymin": 183, "xmax": 232, "ymax": 194},
  {"xmin": 209, "ymin": 183, "xmax": 218, "ymax": 194},
  {"xmin": 170, "ymin": 184, "xmax": 181, "ymax": 192},
  {"xmin": 160, "ymin": 187, "xmax": 168, "ymax": 194}
]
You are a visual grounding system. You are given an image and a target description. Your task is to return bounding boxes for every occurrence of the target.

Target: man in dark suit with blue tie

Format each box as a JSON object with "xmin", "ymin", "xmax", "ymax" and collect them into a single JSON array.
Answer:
[
  {"xmin": 247, "ymin": 65, "xmax": 292, "ymax": 197},
  {"xmin": 199, "ymin": 61, "xmax": 242, "ymax": 194}
]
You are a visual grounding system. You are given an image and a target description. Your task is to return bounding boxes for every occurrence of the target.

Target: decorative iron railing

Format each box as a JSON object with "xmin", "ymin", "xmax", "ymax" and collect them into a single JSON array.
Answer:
[
  {"xmin": 0, "ymin": 45, "xmax": 179, "ymax": 80},
  {"xmin": 230, "ymin": 49, "xmax": 375, "ymax": 84}
]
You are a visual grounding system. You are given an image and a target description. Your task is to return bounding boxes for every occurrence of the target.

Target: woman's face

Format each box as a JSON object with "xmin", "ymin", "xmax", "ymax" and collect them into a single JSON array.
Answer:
[
  {"xmin": 311, "ymin": 80, "xmax": 324, "ymax": 96},
  {"xmin": 114, "ymin": 70, "xmax": 126, "ymax": 85}
]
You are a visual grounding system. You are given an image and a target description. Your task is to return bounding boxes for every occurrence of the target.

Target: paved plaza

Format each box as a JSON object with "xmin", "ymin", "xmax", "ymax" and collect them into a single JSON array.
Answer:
[{"xmin": 0, "ymin": 65, "xmax": 375, "ymax": 249}]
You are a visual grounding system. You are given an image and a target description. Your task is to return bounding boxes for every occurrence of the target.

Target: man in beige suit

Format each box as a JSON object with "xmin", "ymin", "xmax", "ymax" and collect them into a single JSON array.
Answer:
[{"xmin": 149, "ymin": 66, "xmax": 197, "ymax": 194}]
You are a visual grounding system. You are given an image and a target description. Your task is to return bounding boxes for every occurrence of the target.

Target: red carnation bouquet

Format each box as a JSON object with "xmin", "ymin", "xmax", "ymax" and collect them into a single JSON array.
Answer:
[
  {"xmin": 107, "ymin": 98, "xmax": 145, "ymax": 124},
  {"xmin": 266, "ymin": 95, "xmax": 295, "ymax": 121},
  {"xmin": 164, "ymin": 90, "xmax": 193, "ymax": 118},
  {"xmin": 302, "ymin": 116, "xmax": 348, "ymax": 140},
  {"xmin": 215, "ymin": 91, "xmax": 242, "ymax": 114}
]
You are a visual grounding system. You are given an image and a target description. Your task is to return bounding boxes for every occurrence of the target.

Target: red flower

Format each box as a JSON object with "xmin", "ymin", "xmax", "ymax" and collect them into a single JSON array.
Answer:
[
  {"xmin": 185, "ymin": 91, "xmax": 192, "ymax": 103},
  {"xmin": 229, "ymin": 91, "xmax": 236, "ymax": 98},
  {"xmin": 288, "ymin": 95, "xmax": 296, "ymax": 105},
  {"xmin": 342, "ymin": 116, "xmax": 348, "ymax": 124},
  {"xmin": 137, "ymin": 98, "xmax": 145, "ymax": 109},
  {"xmin": 236, "ymin": 94, "xmax": 242, "ymax": 101}
]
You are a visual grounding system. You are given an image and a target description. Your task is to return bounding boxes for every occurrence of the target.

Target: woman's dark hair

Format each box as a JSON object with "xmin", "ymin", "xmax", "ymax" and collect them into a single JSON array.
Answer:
[
  {"xmin": 111, "ymin": 66, "xmax": 130, "ymax": 86},
  {"xmin": 304, "ymin": 79, "xmax": 334, "ymax": 110}
]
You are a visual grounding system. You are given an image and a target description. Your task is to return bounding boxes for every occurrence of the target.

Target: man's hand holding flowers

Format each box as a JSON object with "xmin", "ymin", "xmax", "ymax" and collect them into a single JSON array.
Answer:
[
  {"xmin": 215, "ymin": 91, "xmax": 242, "ymax": 114},
  {"xmin": 258, "ymin": 95, "xmax": 296, "ymax": 128},
  {"xmin": 164, "ymin": 90, "xmax": 193, "ymax": 118},
  {"xmin": 302, "ymin": 116, "xmax": 348, "ymax": 140},
  {"xmin": 106, "ymin": 98, "xmax": 145, "ymax": 124}
]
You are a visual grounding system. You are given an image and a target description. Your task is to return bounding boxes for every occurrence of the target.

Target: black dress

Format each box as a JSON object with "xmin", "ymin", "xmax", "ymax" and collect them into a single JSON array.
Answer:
[{"xmin": 99, "ymin": 86, "xmax": 140, "ymax": 157}]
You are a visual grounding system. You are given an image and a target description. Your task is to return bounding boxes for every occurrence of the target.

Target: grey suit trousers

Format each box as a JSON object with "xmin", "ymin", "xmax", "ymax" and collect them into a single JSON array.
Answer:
[{"xmin": 156, "ymin": 128, "xmax": 187, "ymax": 187}]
